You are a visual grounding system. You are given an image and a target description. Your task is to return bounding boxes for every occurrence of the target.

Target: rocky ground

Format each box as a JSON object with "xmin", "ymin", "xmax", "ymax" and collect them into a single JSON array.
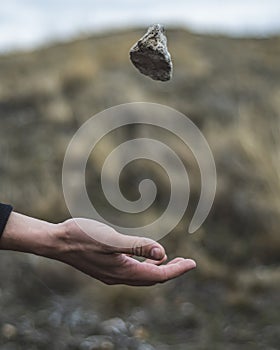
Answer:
[{"xmin": 0, "ymin": 28, "xmax": 280, "ymax": 349}]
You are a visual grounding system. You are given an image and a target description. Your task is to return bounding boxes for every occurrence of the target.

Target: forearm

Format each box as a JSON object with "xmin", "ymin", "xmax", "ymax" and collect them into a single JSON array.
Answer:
[{"xmin": 0, "ymin": 211, "xmax": 61, "ymax": 257}]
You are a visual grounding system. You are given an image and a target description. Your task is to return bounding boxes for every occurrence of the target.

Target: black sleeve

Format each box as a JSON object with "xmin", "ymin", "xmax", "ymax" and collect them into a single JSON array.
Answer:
[{"xmin": 0, "ymin": 203, "xmax": 13, "ymax": 239}]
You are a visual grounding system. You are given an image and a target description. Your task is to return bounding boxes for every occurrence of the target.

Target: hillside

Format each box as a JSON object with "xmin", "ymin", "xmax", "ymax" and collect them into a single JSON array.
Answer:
[{"xmin": 0, "ymin": 29, "xmax": 279, "ymax": 349}]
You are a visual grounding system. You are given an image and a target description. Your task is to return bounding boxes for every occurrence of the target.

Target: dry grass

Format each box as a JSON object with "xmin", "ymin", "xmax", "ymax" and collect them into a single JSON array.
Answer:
[{"xmin": 0, "ymin": 28, "xmax": 279, "ymax": 349}]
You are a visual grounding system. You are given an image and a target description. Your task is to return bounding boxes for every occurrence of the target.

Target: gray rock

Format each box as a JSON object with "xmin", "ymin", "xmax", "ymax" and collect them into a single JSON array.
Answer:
[
  {"xmin": 67, "ymin": 307, "xmax": 99, "ymax": 332},
  {"xmin": 80, "ymin": 335, "xmax": 114, "ymax": 350},
  {"xmin": 130, "ymin": 24, "xmax": 173, "ymax": 81},
  {"xmin": 100, "ymin": 317, "xmax": 128, "ymax": 335}
]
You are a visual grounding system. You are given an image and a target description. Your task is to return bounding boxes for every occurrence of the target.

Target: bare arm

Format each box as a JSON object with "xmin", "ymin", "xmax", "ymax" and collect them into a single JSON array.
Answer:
[{"xmin": 0, "ymin": 212, "xmax": 196, "ymax": 286}]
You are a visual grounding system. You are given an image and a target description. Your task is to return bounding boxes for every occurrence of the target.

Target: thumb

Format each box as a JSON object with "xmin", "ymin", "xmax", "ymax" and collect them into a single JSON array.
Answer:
[
  {"xmin": 73, "ymin": 219, "xmax": 165, "ymax": 260},
  {"xmin": 114, "ymin": 234, "xmax": 165, "ymax": 260}
]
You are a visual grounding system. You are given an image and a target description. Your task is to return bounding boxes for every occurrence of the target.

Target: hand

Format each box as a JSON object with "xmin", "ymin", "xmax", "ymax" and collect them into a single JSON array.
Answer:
[
  {"xmin": 51, "ymin": 218, "xmax": 196, "ymax": 286},
  {"xmin": 0, "ymin": 213, "xmax": 196, "ymax": 286}
]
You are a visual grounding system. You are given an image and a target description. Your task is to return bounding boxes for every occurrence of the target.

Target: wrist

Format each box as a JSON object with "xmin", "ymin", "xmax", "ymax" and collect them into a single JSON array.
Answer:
[{"xmin": 0, "ymin": 212, "xmax": 63, "ymax": 257}]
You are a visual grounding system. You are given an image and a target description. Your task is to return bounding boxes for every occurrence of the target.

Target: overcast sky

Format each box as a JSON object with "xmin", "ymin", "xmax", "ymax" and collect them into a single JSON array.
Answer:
[{"xmin": 0, "ymin": 0, "xmax": 280, "ymax": 52}]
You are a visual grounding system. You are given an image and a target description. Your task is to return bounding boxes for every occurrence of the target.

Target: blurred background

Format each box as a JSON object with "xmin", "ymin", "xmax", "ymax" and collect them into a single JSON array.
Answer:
[{"xmin": 0, "ymin": 1, "xmax": 280, "ymax": 349}]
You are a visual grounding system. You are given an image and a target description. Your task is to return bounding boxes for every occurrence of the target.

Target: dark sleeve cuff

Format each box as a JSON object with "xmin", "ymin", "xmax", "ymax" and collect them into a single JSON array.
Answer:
[{"xmin": 0, "ymin": 203, "xmax": 13, "ymax": 238}]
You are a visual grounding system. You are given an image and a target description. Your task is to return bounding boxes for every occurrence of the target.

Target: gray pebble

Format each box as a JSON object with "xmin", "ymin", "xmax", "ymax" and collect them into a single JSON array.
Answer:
[
  {"xmin": 100, "ymin": 317, "xmax": 128, "ymax": 335},
  {"xmin": 80, "ymin": 335, "xmax": 113, "ymax": 350},
  {"xmin": 130, "ymin": 24, "xmax": 173, "ymax": 81}
]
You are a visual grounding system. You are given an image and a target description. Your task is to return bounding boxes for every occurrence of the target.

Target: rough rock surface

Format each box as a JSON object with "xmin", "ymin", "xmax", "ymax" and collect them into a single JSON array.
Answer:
[{"xmin": 129, "ymin": 24, "xmax": 173, "ymax": 81}]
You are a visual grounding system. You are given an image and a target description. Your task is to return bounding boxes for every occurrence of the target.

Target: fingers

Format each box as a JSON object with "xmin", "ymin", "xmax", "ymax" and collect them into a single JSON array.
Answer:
[
  {"xmin": 159, "ymin": 259, "xmax": 196, "ymax": 281},
  {"xmin": 113, "ymin": 234, "xmax": 166, "ymax": 261},
  {"xmin": 167, "ymin": 257, "xmax": 185, "ymax": 265},
  {"xmin": 127, "ymin": 258, "xmax": 196, "ymax": 285},
  {"xmin": 131, "ymin": 256, "xmax": 188, "ymax": 267},
  {"xmin": 144, "ymin": 254, "xmax": 168, "ymax": 265}
]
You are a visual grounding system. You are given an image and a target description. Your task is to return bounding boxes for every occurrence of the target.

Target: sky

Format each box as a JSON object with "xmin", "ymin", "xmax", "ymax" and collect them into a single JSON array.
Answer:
[{"xmin": 0, "ymin": 0, "xmax": 280, "ymax": 52}]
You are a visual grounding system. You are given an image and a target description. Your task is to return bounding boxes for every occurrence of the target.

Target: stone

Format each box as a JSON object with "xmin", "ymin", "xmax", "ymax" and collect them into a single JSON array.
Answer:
[
  {"xmin": 100, "ymin": 317, "xmax": 128, "ymax": 335},
  {"xmin": 1, "ymin": 324, "xmax": 17, "ymax": 339},
  {"xmin": 130, "ymin": 24, "xmax": 173, "ymax": 81},
  {"xmin": 79, "ymin": 335, "xmax": 114, "ymax": 350}
]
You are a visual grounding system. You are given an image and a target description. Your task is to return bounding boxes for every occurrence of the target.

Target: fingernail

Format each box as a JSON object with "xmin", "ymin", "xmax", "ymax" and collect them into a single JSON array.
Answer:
[
  {"xmin": 188, "ymin": 259, "xmax": 197, "ymax": 269},
  {"xmin": 151, "ymin": 247, "xmax": 162, "ymax": 260}
]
